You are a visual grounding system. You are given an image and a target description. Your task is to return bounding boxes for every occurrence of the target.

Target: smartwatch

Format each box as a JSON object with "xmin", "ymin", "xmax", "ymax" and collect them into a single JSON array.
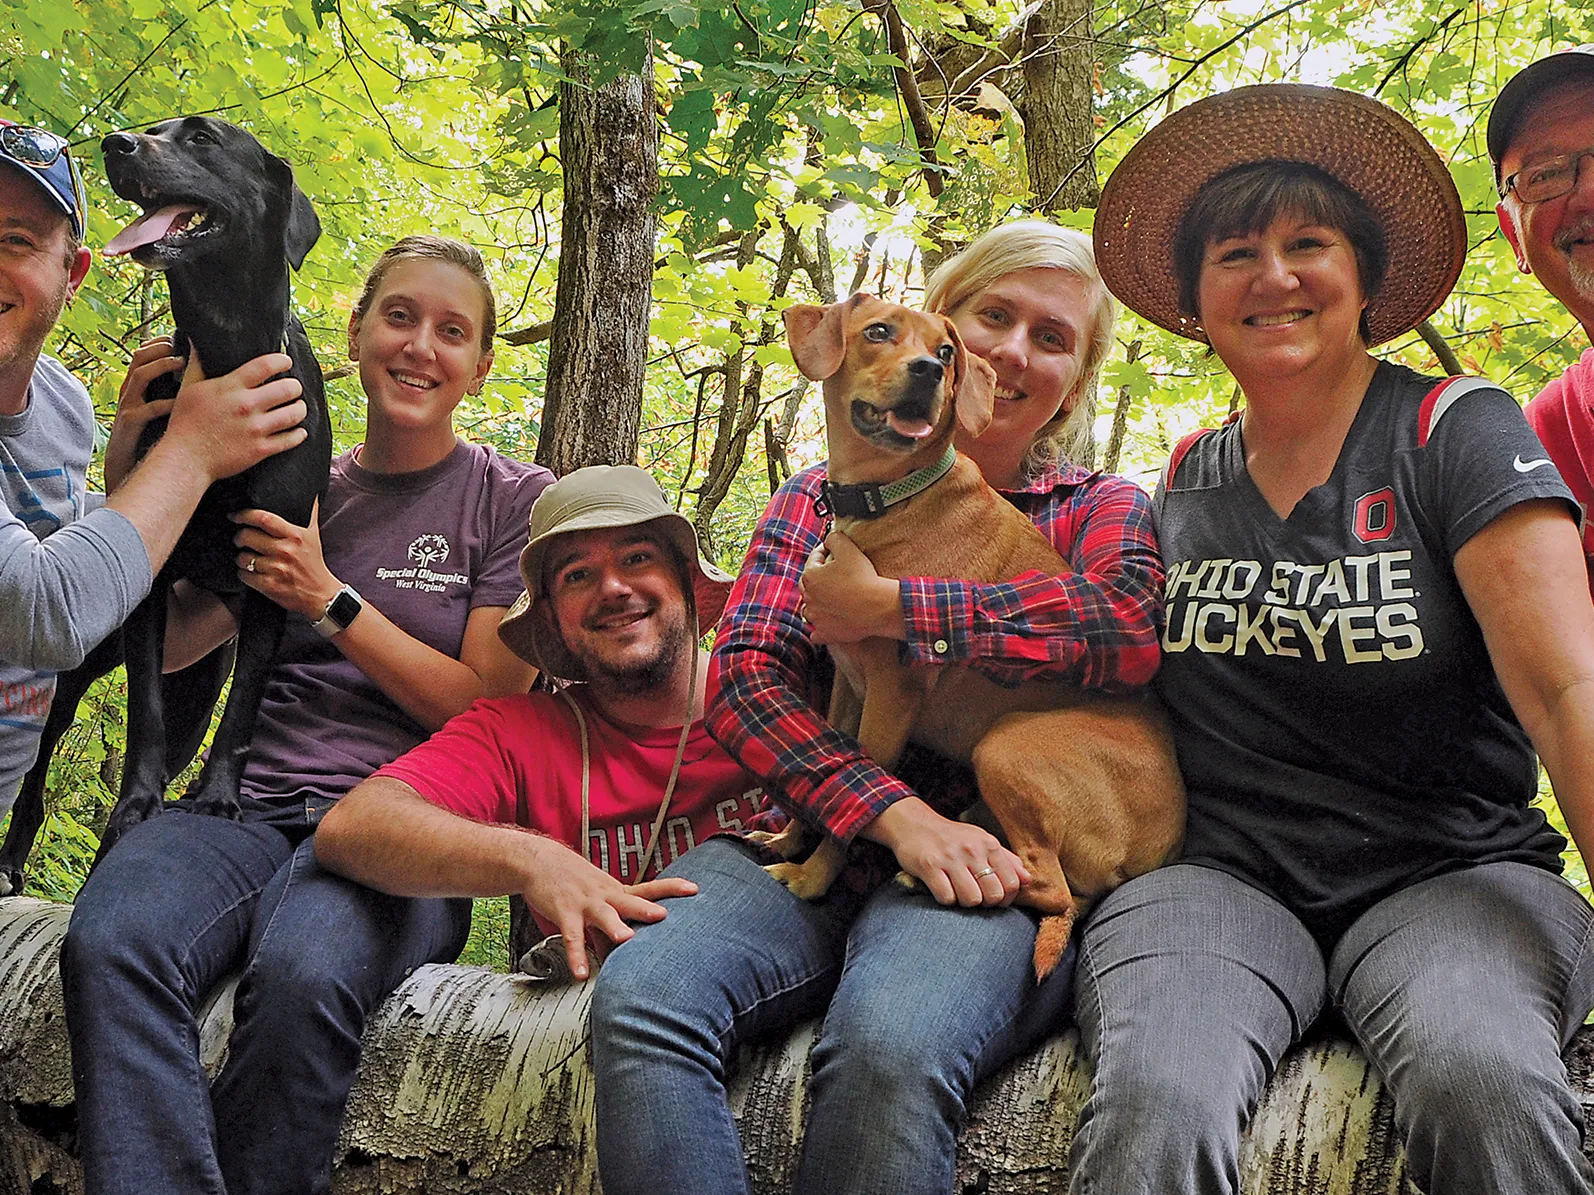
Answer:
[{"xmin": 311, "ymin": 584, "xmax": 363, "ymax": 639}]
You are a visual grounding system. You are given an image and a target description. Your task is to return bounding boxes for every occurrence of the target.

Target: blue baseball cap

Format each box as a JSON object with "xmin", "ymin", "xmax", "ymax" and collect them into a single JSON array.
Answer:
[{"xmin": 0, "ymin": 120, "xmax": 86, "ymax": 240}]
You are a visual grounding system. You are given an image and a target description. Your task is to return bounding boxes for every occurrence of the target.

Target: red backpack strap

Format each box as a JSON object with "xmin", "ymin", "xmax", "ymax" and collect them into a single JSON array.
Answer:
[
  {"xmin": 1162, "ymin": 428, "xmax": 1215, "ymax": 489},
  {"xmin": 1417, "ymin": 376, "xmax": 1499, "ymax": 447}
]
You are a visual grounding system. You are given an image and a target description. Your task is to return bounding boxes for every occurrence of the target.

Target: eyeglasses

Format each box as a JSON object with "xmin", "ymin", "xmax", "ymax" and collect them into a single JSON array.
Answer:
[
  {"xmin": 0, "ymin": 124, "xmax": 67, "ymax": 168},
  {"xmin": 1503, "ymin": 148, "xmax": 1594, "ymax": 204}
]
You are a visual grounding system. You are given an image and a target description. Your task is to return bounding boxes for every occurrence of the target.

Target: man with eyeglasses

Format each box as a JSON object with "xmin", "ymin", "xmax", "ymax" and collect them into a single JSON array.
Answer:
[
  {"xmin": 0, "ymin": 121, "xmax": 308, "ymax": 826},
  {"xmin": 1492, "ymin": 49, "xmax": 1594, "ymax": 583}
]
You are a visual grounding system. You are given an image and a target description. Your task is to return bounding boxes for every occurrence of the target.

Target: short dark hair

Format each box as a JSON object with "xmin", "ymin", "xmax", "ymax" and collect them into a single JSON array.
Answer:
[{"xmin": 1173, "ymin": 161, "xmax": 1388, "ymax": 343}]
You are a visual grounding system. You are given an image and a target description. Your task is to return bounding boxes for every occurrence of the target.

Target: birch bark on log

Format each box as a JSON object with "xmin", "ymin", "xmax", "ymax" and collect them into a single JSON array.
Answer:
[{"xmin": 5, "ymin": 896, "xmax": 1594, "ymax": 1195}]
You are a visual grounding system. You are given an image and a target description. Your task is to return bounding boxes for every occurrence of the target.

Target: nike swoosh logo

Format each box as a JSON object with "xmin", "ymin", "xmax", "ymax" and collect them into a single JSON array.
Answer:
[{"xmin": 1514, "ymin": 455, "xmax": 1554, "ymax": 473}]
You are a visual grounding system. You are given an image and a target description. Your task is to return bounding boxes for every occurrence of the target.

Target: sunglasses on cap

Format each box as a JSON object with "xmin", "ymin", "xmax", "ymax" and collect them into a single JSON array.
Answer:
[{"xmin": 0, "ymin": 122, "xmax": 86, "ymax": 238}]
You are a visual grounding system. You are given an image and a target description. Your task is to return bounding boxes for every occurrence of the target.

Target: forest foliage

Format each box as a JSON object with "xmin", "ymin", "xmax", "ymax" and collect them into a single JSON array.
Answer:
[{"xmin": 3, "ymin": 0, "xmax": 1591, "ymax": 951}]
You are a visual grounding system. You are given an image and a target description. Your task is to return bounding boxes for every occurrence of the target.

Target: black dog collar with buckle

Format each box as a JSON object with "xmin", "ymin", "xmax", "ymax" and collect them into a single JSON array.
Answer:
[{"xmin": 814, "ymin": 442, "xmax": 957, "ymax": 520}]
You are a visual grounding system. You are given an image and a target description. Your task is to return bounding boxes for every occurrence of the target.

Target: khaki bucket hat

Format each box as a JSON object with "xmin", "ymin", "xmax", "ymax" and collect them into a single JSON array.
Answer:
[
  {"xmin": 498, "ymin": 465, "xmax": 735, "ymax": 682},
  {"xmin": 1093, "ymin": 84, "xmax": 1465, "ymax": 347}
]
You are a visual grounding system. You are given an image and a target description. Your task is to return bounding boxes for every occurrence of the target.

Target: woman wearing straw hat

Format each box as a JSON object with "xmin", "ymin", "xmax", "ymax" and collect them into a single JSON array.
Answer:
[{"xmin": 1079, "ymin": 84, "xmax": 1594, "ymax": 1194}]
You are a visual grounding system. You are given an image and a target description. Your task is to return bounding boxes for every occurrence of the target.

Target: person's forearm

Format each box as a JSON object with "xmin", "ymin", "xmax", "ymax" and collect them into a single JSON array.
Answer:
[
  {"xmin": 329, "ymin": 603, "xmax": 493, "ymax": 731},
  {"xmin": 315, "ymin": 778, "xmax": 542, "ymax": 897},
  {"xmin": 162, "ymin": 581, "xmax": 238, "ymax": 672},
  {"xmin": 0, "ymin": 512, "xmax": 150, "ymax": 671},
  {"xmin": 1529, "ymin": 680, "xmax": 1594, "ymax": 868},
  {"xmin": 104, "ymin": 437, "xmax": 215, "ymax": 575}
]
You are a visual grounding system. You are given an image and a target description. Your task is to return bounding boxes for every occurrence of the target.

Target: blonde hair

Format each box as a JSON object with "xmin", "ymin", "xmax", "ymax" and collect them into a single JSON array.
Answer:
[
  {"xmin": 923, "ymin": 221, "xmax": 1117, "ymax": 476},
  {"xmin": 352, "ymin": 235, "xmax": 497, "ymax": 352}
]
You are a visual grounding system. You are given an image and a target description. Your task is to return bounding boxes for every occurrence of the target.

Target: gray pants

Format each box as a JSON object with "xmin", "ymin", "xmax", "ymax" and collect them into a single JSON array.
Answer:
[{"xmin": 1068, "ymin": 862, "xmax": 1594, "ymax": 1195}]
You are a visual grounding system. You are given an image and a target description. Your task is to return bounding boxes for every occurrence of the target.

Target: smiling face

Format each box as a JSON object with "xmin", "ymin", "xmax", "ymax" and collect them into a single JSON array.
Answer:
[
  {"xmin": 1195, "ymin": 213, "xmax": 1369, "ymax": 383},
  {"xmin": 0, "ymin": 168, "xmax": 89, "ymax": 407},
  {"xmin": 546, "ymin": 525, "xmax": 692, "ymax": 695},
  {"xmin": 1497, "ymin": 77, "xmax": 1594, "ymax": 330},
  {"xmin": 348, "ymin": 256, "xmax": 494, "ymax": 440},
  {"xmin": 947, "ymin": 266, "xmax": 1093, "ymax": 458}
]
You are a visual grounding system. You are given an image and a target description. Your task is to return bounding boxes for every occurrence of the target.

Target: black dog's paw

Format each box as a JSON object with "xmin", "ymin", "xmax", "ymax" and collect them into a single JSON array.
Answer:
[
  {"xmin": 188, "ymin": 795, "xmax": 243, "ymax": 822},
  {"xmin": 97, "ymin": 797, "xmax": 163, "ymax": 863},
  {"xmin": 0, "ymin": 866, "xmax": 23, "ymax": 898}
]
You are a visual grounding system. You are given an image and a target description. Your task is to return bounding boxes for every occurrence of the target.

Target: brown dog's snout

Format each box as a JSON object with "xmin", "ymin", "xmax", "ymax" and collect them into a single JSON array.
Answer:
[{"xmin": 906, "ymin": 357, "xmax": 944, "ymax": 387}]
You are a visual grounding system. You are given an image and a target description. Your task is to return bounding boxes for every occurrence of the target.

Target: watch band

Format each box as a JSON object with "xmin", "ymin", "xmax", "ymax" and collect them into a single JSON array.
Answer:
[{"xmin": 311, "ymin": 584, "xmax": 363, "ymax": 639}]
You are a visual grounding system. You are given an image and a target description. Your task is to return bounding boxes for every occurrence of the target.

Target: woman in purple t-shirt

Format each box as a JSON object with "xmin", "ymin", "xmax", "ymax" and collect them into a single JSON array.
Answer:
[{"xmin": 62, "ymin": 236, "xmax": 554, "ymax": 1195}]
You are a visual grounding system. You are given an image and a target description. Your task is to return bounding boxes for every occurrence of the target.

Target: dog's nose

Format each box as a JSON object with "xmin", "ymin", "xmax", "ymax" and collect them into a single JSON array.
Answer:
[
  {"xmin": 102, "ymin": 133, "xmax": 139, "ymax": 156},
  {"xmin": 907, "ymin": 357, "xmax": 944, "ymax": 383}
]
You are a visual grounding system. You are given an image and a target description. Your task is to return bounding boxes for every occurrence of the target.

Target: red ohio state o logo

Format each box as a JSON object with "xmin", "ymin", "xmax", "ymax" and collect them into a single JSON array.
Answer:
[{"xmin": 1354, "ymin": 488, "xmax": 1396, "ymax": 543}]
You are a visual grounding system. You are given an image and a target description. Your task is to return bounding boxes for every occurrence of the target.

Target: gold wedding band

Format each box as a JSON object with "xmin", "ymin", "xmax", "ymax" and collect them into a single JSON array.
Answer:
[
  {"xmin": 246, "ymin": 555, "xmax": 257, "ymax": 573},
  {"xmin": 973, "ymin": 867, "xmax": 996, "ymax": 880}
]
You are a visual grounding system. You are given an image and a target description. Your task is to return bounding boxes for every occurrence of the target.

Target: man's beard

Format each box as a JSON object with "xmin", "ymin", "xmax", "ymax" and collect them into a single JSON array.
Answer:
[
  {"xmin": 1555, "ymin": 218, "xmax": 1594, "ymax": 309},
  {"xmin": 582, "ymin": 604, "xmax": 693, "ymax": 697}
]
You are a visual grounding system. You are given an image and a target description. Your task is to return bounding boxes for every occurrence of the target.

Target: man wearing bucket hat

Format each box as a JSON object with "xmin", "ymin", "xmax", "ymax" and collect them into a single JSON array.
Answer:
[
  {"xmin": 1078, "ymin": 84, "xmax": 1594, "ymax": 1195},
  {"xmin": 1491, "ymin": 48, "xmax": 1594, "ymax": 580},
  {"xmin": 315, "ymin": 465, "xmax": 762, "ymax": 980},
  {"xmin": 0, "ymin": 120, "xmax": 307, "ymax": 833}
]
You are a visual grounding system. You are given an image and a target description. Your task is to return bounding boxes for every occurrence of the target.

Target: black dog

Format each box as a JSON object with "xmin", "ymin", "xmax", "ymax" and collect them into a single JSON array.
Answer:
[{"xmin": 85, "ymin": 117, "xmax": 333, "ymax": 858}]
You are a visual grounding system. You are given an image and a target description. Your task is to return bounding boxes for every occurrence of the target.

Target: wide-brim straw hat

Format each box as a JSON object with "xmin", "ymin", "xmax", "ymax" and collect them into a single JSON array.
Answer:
[
  {"xmin": 1093, "ymin": 84, "xmax": 1465, "ymax": 347},
  {"xmin": 498, "ymin": 465, "xmax": 734, "ymax": 683}
]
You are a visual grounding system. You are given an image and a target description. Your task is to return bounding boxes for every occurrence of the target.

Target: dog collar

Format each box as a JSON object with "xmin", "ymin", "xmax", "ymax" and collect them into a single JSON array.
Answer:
[{"xmin": 815, "ymin": 442, "xmax": 957, "ymax": 520}]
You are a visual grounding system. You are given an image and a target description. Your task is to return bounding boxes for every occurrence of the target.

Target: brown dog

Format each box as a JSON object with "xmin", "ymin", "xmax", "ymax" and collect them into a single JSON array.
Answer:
[{"xmin": 766, "ymin": 294, "xmax": 1185, "ymax": 979}]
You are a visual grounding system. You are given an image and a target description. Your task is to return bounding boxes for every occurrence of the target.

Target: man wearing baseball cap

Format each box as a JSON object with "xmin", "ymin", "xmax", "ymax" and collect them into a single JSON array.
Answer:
[
  {"xmin": 1492, "ymin": 49, "xmax": 1594, "ymax": 581},
  {"xmin": 315, "ymin": 465, "xmax": 762, "ymax": 980},
  {"xmin": 0, "ymin": 120, "xmax": 308, "ymax": 839}
]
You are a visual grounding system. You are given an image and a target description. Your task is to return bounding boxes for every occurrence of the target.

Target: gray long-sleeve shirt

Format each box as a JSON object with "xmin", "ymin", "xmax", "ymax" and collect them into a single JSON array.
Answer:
[{"xmin": 0, "ymin": 355, "xmax": 151, "ymax": 817}]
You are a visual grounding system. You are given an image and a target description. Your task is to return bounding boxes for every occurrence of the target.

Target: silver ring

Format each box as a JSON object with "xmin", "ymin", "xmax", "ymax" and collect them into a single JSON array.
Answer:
[
  {"xmin": 246, "ymin": 555, "xmax": 257, "ymax": 573},
  {"xmin": 973, "ymin": 867, "xmax": 996, "ymax": 880}
]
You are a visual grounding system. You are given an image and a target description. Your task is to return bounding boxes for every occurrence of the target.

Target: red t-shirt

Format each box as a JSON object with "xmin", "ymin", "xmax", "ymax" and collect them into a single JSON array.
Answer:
[
  {"xmin": 1524, "ymin": 348, "xmax": 1594, "ymax": 577},
  {"xmin": 374, "ymin": 676, "xmax": 764, "ymax": 883}
]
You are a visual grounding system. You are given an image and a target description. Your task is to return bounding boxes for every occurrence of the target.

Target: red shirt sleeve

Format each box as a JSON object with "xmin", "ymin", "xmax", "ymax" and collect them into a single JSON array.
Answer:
[
  {"xmin": 895, "ymin": 470, "xmax": 1164, "ymax": 691},
  {"xmin": 373, "ymin": 696, "xmax": 527, "ymax": 824}
]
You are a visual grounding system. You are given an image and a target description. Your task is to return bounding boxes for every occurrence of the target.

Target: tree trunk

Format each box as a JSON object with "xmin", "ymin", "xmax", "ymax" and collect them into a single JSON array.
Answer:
[
  {"xmin": 691, "ymin": 225, "xmax": 799, "ymax": 557},
  {"xmin": 1018, "ymin": 0, "xmax": 1101, "ymax": 467},
  {"xmin": 533, "ymin": 46, "xmax": 659, "ymax": 474},
  {"xmin": 1101, "ymin": 338, "xmax": 1141, "ymax": 475},
  {"xmin": 1020, "ymin": 0, "xmax": 1099, "ymax": 214}
]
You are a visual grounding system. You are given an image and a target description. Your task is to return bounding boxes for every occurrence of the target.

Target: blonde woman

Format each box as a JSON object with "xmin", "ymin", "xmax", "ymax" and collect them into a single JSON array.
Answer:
[{"xmin": 591, "ymin": 220, "xmax": 1164, "ymax": 1194}]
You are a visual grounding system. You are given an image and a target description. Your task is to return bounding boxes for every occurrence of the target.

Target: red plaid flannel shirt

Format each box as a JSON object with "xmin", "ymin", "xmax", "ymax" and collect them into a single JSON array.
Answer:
[{"xmin": 705, "ymin": 459, "xmax": 1165, "ymax": 851}]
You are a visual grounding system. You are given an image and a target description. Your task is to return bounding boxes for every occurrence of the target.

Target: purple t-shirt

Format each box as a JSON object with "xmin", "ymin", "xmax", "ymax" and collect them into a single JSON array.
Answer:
[{"xmin": 240, "ymin": 440, "xmax": 552, "ymax": 809}]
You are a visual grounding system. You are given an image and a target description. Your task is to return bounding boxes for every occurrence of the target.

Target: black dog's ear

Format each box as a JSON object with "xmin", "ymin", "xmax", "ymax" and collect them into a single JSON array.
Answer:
[
  {"xmin": 284, "ymin": 186, "xmax": 321, "ymax": 271},
  {"xmin": 266, "ymin": 151, "xmax": 321, "ymax": 271}
]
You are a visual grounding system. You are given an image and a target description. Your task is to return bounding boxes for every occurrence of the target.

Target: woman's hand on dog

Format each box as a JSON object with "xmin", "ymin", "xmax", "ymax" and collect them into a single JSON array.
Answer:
[
  {"xmin": 161, "ymin": 349, "xmax": 310, "ymax": 485},
  {"xmin": 862, "ymin": 796, "xmax": 1028, "ymax": 907},
  {"xmin": 519, "ymin": 837, "xmax": 699, "ymax": 980},
  {"xmin": 232, "ymin": 499, "xmax": 340, "ymax": 620},
  {"xmin": 801, "ymin": 532, "xmax": 906, "ymax": 644}
]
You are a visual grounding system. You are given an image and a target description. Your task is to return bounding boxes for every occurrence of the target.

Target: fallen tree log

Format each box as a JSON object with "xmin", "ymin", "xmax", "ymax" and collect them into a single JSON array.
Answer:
[{"xmin": 4, "ymin": 895, "xmax": 1593, "ymax": 1194}]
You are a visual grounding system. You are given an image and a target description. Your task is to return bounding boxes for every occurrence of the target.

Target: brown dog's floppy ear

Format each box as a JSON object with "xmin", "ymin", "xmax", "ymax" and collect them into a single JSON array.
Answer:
[
  {"xmin": 783, "ymin": 300, "xmax": 855, "ymax": 381},
  {"xmin": 945, "ymin": 318, "xmax": 995, "ymax": 439}
]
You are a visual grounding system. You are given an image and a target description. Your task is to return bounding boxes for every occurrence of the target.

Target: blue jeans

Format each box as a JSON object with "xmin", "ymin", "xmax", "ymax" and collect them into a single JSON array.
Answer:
[
  {"xmin": 1067, "ymin": 862, "xmax": 1594, "ymax": 1195},
  {"xmin": 60, "ymin": 807, "xmax": 471, "ymax": 1195},
  {"xmin": 590, "ymin": 837, "xmax": 1076, "ymax": 1195}
]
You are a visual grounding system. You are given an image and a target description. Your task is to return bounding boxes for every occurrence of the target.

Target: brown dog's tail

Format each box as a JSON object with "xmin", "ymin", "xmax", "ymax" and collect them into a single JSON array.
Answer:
[{"xmin": 1033, "ymin": 910, "xmax": 1077, "ymax": 983}]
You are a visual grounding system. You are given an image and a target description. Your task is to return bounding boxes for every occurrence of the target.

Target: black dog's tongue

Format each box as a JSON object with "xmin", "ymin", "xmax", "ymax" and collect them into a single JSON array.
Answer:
[{"xmin": 104, "ymin": 204, "xmax": 201, "ymax": 256}]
